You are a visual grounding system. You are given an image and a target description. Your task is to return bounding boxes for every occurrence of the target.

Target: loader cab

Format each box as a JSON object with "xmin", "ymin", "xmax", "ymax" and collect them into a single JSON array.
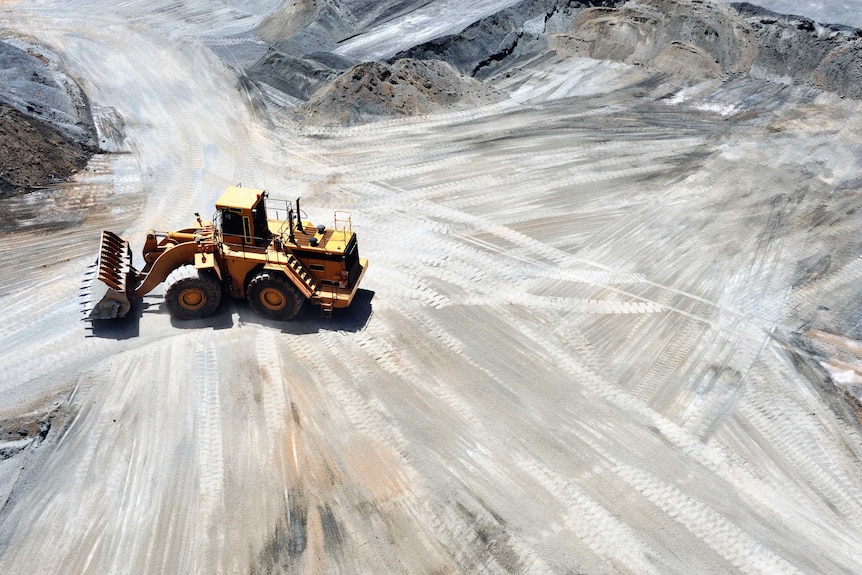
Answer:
[{"xmin": 215, "ymin": 186, "xmax": 270, "ymax": 248}]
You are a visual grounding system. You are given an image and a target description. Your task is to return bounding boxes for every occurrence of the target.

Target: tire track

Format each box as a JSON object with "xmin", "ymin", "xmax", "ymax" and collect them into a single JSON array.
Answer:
[
  {"xmin": 736, "ymin": 374, "xmax": 862, "ymax": 531},
  {"xmin": 674, "ymin": 332, "xmax": 746, "ymax": 441},
  {"xmin": 327, "ymin": 319, "xmax": 487, "ymax": 434},
  {"xmin": 254, "ymin": 329, "xmax": 289, "ymax": 463},
  {"xmin": 611, "ymin": 460, "xmax": 804, "ymax": 575},
  {"xmin": 360, "ymin": 173, "xmax": 797, "ymax": 370},
  {"xmin": 491, "ymin": 301, "xmax": 807, "ymax": 520},
  {"xmin": 461, "ymin": 293, "xmax": 664, "ymax": 314},
  {"xmin": 516, "ymin": 455, "xmax": 667, "ymax": 575},
  {"xmin": 193, "ymin": 340, "xmax": 226, "ymax": 571},
  {"xmin": 735, "ymin": 194, "xmax": 796, "ymax": 315},
  {"xmin": 287, "ymin": 327, "xmax": 555, "ymax": 572},
  {"xmin": 274, "ymin": 81, "xmax": 785, "ymax": 343}
]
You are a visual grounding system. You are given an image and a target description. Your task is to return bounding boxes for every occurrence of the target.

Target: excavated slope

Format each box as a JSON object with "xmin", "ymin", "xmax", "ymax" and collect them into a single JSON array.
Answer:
[
  {"xmin": 552, "ymin": 0, "xmax": 759, "ymax": 76},
  {"xmin": 733, "ymin": 2, "xmax": 862, "ymax": 98},
  {"xmin": 0, "ymin": 38, "xmax": 95, "ymax": 196}
]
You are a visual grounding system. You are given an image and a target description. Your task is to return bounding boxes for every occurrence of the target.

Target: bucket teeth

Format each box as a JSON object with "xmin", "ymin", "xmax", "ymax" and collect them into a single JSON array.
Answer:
[{"xmin": 81, "ymin": 230, "xmax": 134, "ymax": 321}]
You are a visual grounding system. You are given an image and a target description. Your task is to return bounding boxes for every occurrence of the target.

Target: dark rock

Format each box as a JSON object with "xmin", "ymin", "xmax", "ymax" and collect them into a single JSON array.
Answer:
[
  {"xmin": 248, "ymin": 49, "xmax": 350, "ymax": 101},
  {"xmin": 734, "ymin": 6, "xmax": 862, "ymax": 99}
]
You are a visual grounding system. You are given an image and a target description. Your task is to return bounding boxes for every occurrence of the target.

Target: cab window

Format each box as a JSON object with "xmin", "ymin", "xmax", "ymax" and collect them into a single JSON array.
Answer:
[{"xmin": 222, "ymin": 209, "xmax": 244, "ymax": 237}]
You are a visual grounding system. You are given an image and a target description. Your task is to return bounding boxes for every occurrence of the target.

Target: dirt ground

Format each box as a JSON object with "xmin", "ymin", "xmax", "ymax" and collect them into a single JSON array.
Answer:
[
  {"xmin": 0, "ymin": 104, "xmax": 92, "ymax": 196},
  {"xmin": 2, "ymin": 1, "xmax": 862, "ymax": 574}
]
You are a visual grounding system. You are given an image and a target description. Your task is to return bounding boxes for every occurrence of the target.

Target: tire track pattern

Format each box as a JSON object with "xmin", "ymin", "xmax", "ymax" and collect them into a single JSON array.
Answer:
[
  {"xmin": 194, "ymin": 341, "xmax": 226, "ymax": 573},
  {"xmin": 611, "ymin": 461, "xmax": 804, "ymax": 575}
]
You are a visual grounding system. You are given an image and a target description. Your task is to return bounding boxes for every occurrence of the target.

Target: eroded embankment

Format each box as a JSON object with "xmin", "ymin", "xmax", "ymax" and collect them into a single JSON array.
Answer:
[{"xmin": 0, "ymin": 38, "xmax": 96, "ymax": 197}]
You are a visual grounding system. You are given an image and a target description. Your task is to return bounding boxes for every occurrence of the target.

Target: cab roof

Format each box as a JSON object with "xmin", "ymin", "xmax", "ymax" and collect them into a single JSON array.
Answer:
[{"xmin": 215, "ymin": 186, "xmax": 264, "ymax": 211}]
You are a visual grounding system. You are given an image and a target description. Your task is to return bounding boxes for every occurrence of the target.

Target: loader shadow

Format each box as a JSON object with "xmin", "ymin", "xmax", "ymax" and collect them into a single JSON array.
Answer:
[
  {"xmin": 85, "ymin": 299, "xmax": 143, "ymax": 340},
  {"xmin": 237, "ymin": 288, "xmax": 375, "ymax": 334},
  {"xmin": 85, "ymin": 290, "xmax": 374, "ymax": 337},
  {"xmin": 166, "ymin": 300, "xmax": 236, "ymax": 331}
]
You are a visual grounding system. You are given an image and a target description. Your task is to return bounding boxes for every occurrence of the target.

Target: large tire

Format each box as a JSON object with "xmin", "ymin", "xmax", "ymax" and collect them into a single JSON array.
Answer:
[
  {"xmin": 247, "ymin": 271, "xmax": 303, "ymax": 321},
  {"xmin": 164, "ymin": 265, "xmax": 222, "ymax": 320}
]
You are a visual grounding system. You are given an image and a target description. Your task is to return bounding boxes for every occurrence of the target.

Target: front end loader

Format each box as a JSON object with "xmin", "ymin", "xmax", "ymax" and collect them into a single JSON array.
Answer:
[{"xmin": 81, "ymin": 186, "xmax": 368, "ymax": 323}]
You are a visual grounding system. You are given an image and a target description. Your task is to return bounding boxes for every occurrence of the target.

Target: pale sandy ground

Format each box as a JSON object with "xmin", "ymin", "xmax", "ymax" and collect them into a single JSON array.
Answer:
[{"xmin": 2, "ymin": 1, "xmax": 862, "ymax": 574}]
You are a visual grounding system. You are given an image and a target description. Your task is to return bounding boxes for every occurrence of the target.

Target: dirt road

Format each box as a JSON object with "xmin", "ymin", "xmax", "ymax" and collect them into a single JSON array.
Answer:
[{"xmin": 2, "ymin": 1, "xmax": 862, "ymax": 574}]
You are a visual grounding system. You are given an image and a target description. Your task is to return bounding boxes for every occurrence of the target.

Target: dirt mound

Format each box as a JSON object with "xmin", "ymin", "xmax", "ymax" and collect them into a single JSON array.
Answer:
[
  {"xmin": 300, "ymin": 58, "xmax": 505, "ymax": 125},
  {"xmin": 0, "ymin": 38, "xmax": 96, "ymax": 197},
  {"xmin": 733, "ymin": 4, "xmax": 862, "ymax": 99},
  {"xmin": 563, "ymin": 0, "xmax": 757, "ymax": 78}
]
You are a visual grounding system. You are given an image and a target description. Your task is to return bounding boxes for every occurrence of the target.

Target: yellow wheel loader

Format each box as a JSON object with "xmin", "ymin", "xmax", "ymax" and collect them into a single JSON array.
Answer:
[{"xmin": 81, "ymin": 186, "xmax": 367, "ymax": 322}]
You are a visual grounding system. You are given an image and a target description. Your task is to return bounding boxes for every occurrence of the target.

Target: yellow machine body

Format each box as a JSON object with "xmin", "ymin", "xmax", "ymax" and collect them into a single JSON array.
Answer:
[{"xmin": 82, "ymin": 186, "xmax": 367, "ymax": 321}]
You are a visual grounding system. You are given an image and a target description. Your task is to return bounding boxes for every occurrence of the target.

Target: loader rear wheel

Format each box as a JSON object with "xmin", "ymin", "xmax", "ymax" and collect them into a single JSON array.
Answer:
[
  {"xmin": 247, "ymin": 272, "xmax": 303, "ymax": 321},
  {"xmin": 164, "ymin": 265, "xmax": 222, "ymax": 320}
]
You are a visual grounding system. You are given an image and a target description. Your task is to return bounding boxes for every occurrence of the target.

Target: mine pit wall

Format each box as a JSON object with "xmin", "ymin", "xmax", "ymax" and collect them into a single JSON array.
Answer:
[
  {"xmin": 246, "ymin": 0, "xmax": 862, "ymax": 126},
  {"xmin": 732, "ymin": 3, "xmax": 862, "ymax": 99},
  {"xmin": 393, "ymin": 0, "xmax": 626, "ymax": 79},
  {"xmin": 556, "ymin": 0, "xmax": 862, "ymax": 99},
  {"xmin": 381, "ymin": 0, "xmax": 862, "ymax": 99},
  {"xmin": 248, "ymin": 0, "xmax": 624, "ymax": 101}
]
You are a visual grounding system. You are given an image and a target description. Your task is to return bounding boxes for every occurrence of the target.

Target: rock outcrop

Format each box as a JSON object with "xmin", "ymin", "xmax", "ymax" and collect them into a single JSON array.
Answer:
[{"xmin": 563, "ymin": 0, "xmax": 758, "ymax": 78}]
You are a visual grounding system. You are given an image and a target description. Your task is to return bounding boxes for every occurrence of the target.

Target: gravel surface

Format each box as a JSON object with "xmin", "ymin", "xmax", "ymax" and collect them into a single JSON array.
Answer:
[{"xmin": 1, "ymin": 1, "xmax": 862, "ymax": 574}]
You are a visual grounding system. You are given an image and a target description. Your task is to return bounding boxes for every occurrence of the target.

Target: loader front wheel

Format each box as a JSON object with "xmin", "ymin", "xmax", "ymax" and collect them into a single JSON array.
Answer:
[
  {"xmin": 164, "ymin": 265, "xmax": 222, "ymax": 320},
  {"xmin": 247, "ymin": 272, "xmax": 303, "ymax": 321}
]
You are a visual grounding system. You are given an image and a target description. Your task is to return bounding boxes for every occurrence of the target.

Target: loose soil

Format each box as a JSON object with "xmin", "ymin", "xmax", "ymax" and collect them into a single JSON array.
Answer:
[
  {"xmin": 300, "ymin": 58, "xmax": 505, "ymax": 125},
  {"xmin": 0, "ymin": 103, "xmax": 93, "ymax": 198}
]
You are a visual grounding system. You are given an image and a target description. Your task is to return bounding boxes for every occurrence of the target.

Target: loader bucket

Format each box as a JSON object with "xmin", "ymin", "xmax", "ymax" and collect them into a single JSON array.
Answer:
[{"xmin": 81, "ymin": 230, "xmax": 134, "ymax": 320}]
